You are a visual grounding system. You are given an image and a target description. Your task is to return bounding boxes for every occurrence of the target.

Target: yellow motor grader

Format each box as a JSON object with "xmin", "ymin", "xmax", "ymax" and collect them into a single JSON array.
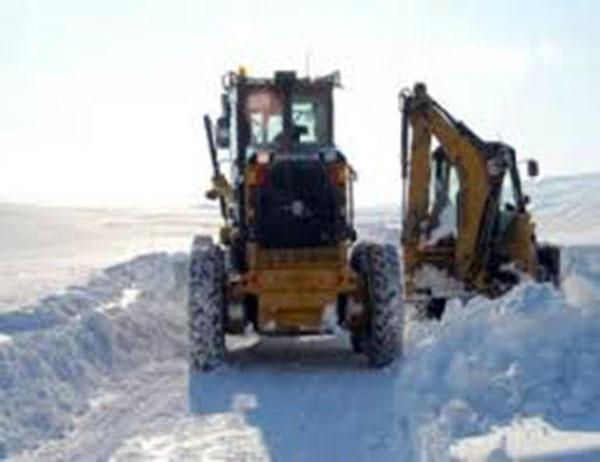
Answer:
[{"xmin": 188, "ymin": 70, "xmax": 404, "ymax": 371}]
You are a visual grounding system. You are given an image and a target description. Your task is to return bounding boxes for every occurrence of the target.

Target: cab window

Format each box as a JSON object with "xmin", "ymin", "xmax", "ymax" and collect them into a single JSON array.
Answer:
[
  {"xmin": 500, "ymin": 173, "xmax": 517, "ymax": 210},
  {"xmin": 292, "ymin": 95, "xmax": 329, "ymax": 144},
  {"xmin": 246, "ymin": 89, "xmax": 284, "ymax": 145}
]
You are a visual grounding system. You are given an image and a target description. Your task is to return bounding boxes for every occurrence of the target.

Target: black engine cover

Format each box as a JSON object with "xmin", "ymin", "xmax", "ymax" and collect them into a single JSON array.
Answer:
[{"xmin": 254, "ymin": 158, "xmax": 342, "ymax": 249}]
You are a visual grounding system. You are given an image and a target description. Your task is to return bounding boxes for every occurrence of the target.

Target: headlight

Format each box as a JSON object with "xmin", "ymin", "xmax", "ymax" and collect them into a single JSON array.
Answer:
[{"xmin": 256, "ymin": 150, "xmax": 271, "ymax": 164}]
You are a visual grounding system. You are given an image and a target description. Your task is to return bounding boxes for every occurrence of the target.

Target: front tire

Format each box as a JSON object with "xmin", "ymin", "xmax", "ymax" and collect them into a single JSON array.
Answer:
[
  {"xmin": 188, "ymin": 236, "xmax": 227, "ymax": 372},
  {"xmin": 351, "ymin": 242, "xmax": 404, "ymax": 367},
  {"xmin": 350, "ymin": 334, "xmax": 364, "ymax": 353}
]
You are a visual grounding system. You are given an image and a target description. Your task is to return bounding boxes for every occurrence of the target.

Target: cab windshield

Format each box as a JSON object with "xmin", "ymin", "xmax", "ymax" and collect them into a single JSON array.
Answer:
[
  {"xmin": 500, "ymin": 152, "xmax": 526, "ymax": 212},
  {"xmin": 245, "ymin": 88, "xmax": 330, "ymax": 148},
  {"xmin": 500, "ymin": 172, "xmax": 518, "ymax": 210}
]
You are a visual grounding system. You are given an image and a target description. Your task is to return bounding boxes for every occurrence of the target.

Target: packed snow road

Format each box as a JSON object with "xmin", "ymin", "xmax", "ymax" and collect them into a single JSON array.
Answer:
[{"xmin": 1, "ymin": 173, "xmax": 600, "ymax": 461}]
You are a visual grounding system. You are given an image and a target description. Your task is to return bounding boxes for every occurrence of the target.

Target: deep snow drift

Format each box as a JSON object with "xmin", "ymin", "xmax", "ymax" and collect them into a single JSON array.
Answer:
[
  {"xmin": 1, "ymin": 173, "xmax": 600, "ymax": 461},
  {"xmin": 0, "ymin": 252, "xmax": 189, "ymax": 458},
  {"xmin": 404, "ymin": 256, "xmax": 600, "ymax": 460}
]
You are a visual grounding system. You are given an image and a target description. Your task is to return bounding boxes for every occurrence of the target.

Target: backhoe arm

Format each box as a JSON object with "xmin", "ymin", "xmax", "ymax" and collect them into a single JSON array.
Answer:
[{"xmin": 401, "ymin": 83, "xmax": 492, "ymax": 284}]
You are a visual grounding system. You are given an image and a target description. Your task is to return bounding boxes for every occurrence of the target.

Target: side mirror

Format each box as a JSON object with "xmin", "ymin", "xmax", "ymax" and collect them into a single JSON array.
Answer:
[
  {"xmin": 527, "ymin": 159, "xmax": 539, "ymax": 178},
  {"xmin": 215, "ymin": 116, "xmax": 230, "ymax": 149}
]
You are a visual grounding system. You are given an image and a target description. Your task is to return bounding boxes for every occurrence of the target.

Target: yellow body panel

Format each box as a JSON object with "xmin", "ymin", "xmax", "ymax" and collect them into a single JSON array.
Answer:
[
  {"xmin": 232, "ymin": 159, "xmax": 359, "ymax": 332},
  {"xmin": 506, "ymin": 213, "xmax": 538, "ymax": 275},
  {"xmin": 237, "ymin": 244, "xmax": 357, "ymax": 331}
]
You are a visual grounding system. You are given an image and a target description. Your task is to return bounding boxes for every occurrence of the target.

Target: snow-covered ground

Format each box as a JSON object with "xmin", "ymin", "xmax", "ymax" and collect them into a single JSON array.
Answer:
[
  {"xmin": 1, "ymin": 173, "xmax": 600, "ymax": 461},
  {"xmin": 0, "ymin": 203, "xmax": 218, "ymax": 312}
]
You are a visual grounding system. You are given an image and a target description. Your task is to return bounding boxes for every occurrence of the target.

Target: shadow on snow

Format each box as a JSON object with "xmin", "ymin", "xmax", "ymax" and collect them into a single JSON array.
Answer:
[{"xmin": 188, "ymin": 335, "xmax": 403, "ymax": 461}]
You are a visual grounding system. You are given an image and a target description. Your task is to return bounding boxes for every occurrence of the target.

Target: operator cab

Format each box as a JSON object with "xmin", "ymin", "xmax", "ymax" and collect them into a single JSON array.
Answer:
[
  {"xmin": 244, "ymin": 79, "xmax": 333, "ymax": 153},
  {"xmin": 426, "ymin": 139, "xmax": 542, "ymax": 291},
  {"xmin": 427, "ymin": 139, "xmax": 539, "ymax": 245},
  {"xmin": 215, "ymin": 70, "xmax": 355, "ymax": 258}
]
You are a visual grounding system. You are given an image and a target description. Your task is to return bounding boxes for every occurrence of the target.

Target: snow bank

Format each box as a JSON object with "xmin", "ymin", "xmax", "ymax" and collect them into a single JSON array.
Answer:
[
  {"xmin": 400, "ymin": 274, "xmax": 600, "ymax": 460},
  {"xmin": 0, "ymin": 252, "xmax": 189, "ymax": 455},
  {"xmin": 2, "ymin": 236, "xmax": 600, "ymax": 460},
  {"xmin": 529, "ymin": 173, "xmax": 600, "ymax": 246},
  {"xmin": 451, "ymin": 415, "xmax": 600, "ymax": 460},
  {"xmin": 109, "ymin": 415, "xmax": 267, "ymax": 462}
]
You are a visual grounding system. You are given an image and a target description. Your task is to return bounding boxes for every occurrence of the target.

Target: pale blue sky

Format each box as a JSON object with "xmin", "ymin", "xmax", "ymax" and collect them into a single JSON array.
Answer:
[{"xmin": 1, "ymin": 0, "xmax": 598, "ymax": 206}]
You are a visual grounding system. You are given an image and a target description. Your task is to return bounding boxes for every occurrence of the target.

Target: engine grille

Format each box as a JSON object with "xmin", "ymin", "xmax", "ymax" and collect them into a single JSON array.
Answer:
[
  {"xmin": 254, "ymin": 158, "xmax": 342, "ymax": 249},
  {"xmin": 256, "ymin": 246, "xmax": 342, "ymax": 269}
]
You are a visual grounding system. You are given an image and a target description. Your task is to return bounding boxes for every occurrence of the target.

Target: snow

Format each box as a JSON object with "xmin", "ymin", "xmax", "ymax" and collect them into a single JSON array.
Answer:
[
  {"xmin": 412, "ymin": 264, "xmax": 465, "ymax": 298},
  {"xmin": 529, "ymin": 173, "xmax": 600, "ymax": 246},
  {"xmin": 426, "ymin": 203, "xmax": 457, "ymax": 245},
  {"xmin": 189, "ymin": 335, "xmax": 402, "ymax": 460},
  {"xmin": 398, "ymin": 275, "xmax": 600, "ymax": 460},
  {"xmin": 0, "ymin": 252, "xmax": 189, "ymax": 457},
  {"xmin": 451, "ymin": 416, "xmax": 600, "ymax": 460},
  {"xmin": 0, "ymin": 203, "xmax": 217, "ymax": 312},
  {"xmin": 109, "ymin": 415, "xmax": 267, "ymax": 462},
  {"xmin": 1, "ymin": 173, "xmax": 600, "ymax": 461}
]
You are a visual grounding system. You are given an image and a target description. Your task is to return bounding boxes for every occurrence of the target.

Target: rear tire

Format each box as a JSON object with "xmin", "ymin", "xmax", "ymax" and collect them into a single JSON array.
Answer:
[
  {"xmin": 188, "ymin": 236, "xmax": 227, "ymax": 372},
  {"xmin": 351, "ymin": 242, "xmax": 404, "ymax": 367}
]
